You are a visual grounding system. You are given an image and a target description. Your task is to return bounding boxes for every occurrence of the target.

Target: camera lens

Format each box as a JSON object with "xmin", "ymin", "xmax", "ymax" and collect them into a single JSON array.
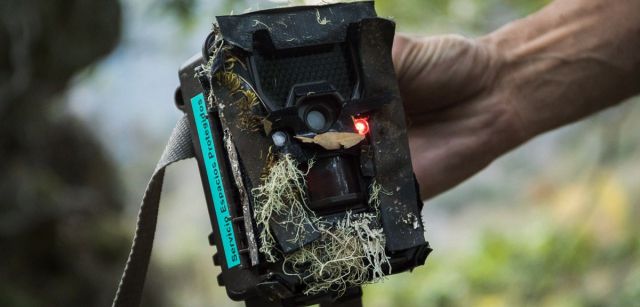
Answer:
[
  {"xmin": 306, "ymin": 110, "xmax": 327, "ymax": 131},
  {"xmin": 296, "ymin": 93, "xmax": 340, "ymax": 133}
]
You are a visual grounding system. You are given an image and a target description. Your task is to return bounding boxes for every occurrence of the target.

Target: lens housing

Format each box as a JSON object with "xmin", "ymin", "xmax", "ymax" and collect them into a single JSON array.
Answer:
[{"xmin": 296, "ymin": 93, "xmax": 340, "ymax": 133}]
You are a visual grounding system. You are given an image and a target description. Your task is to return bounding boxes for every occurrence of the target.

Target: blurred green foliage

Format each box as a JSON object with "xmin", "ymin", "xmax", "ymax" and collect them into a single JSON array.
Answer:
[
  {"xmin": 0, "ymin": 1, "xmax": 166, "ymax": 306},
  {"xmin": 378, "ymin": 0, "xmax": 551, "ymax": 33},
  {"xmin": 142, "ymin": 1, "xmax": 640, "ymax": 306},
  {"xmin": 28, "ymin": 0, "xmax": 635, "ymax": 306},
  {"xmin": 366, "ymin": 213, "xmax": 640, "ymax": 307},
  {"xmin": 158, "ymin": 0, "xmax": 197, "ymax": 20}
]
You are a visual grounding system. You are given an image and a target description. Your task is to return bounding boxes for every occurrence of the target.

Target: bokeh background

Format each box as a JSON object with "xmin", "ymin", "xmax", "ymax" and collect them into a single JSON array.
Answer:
[{"xmin": 1, "ymin": 0, "xmax": 639, "ymax": 306}]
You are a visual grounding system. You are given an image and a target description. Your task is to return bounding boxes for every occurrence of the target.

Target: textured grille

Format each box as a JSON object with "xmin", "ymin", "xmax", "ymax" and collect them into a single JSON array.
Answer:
[{"xmin": 253, "ymin": 43, "xmax": 356, "ymax": 108}]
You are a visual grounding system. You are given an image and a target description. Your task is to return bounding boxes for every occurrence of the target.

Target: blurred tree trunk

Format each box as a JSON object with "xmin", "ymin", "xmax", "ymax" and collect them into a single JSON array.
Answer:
[{"xmin": 0, "ymin": 1, "xmax": 162, "ymax": 306}]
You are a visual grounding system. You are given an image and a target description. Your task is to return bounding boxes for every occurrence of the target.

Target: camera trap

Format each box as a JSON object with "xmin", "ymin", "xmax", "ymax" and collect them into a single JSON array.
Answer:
[{"xmin": 175, "ymin": 2, "xmax": 431, "ymax": 306}]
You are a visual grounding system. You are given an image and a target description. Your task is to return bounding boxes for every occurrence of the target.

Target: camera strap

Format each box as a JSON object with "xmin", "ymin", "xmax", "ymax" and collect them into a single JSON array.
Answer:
[{"xmin": 112, "ymin": 115, "xmax": 194, "ymax": 307}]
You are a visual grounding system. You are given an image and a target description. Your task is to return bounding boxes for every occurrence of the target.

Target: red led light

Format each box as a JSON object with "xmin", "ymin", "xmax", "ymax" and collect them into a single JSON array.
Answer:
[{"xmin": 353, "ymin": 118, "xmax": 369, "ymax": 135}]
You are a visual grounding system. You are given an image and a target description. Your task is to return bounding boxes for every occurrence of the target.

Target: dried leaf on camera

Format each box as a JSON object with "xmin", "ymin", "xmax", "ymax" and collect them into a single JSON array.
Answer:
[{"xmin": 294, "ymin": 132, "xmax": 364, "ymax": 150}]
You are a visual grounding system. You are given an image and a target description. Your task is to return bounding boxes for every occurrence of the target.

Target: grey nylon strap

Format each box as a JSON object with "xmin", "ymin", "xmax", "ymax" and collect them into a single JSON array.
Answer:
[{"xmin": 112, "ymin": 115, "xmax": 194, "ymax": 307}]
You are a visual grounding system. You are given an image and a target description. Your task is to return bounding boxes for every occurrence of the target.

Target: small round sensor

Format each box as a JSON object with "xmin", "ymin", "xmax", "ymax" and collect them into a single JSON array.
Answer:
[{"xmin": 272, "ymin": 131, "xmax": 287, "ymax": 147}]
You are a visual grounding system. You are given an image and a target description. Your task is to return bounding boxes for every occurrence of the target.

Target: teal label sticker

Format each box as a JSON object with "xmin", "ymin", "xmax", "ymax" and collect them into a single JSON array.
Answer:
[{"xmin": 190, "ymin": 93, "xmax": 240, "ymax": 268}]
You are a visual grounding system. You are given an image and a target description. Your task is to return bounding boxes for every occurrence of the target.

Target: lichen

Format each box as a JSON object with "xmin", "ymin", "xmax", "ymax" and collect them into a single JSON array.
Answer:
[
  {"xmin": 282, "ymin": 211, "xmax": 389, "ymax": 296},
  {"xmin": 252, "ymin": 153, "xmax": 316, "ymax": 262},
  {"xmin": 315, "ymin": 8, "xmax": 331, "ymax": 25},
  {"xmin": 252, "ymin": 154, "xmax": 391, "ymax": 295},
  {"xmin": 368, "ymin": 180, "xmax": 391, "ymax": 210}
]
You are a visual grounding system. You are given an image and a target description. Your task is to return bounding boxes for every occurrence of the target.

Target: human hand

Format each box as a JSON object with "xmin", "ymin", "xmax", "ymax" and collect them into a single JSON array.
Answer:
[
  {"xmin": 392, "ymin": 0, "xmax": 640, "ymax": 201},
  {"xmin": 392, "ymin": 34, "xmax": 524, "ymax": 200}
]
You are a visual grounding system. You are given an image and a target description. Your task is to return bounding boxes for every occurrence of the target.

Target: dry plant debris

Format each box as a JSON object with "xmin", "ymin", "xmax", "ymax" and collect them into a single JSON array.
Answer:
[
  {"xmin": 295, "ymin": 132, "xmax": 365, "ymax": 150},
  {"xmin": 253, "ymin": 154, "xmax": 391, "ymax": 295}
]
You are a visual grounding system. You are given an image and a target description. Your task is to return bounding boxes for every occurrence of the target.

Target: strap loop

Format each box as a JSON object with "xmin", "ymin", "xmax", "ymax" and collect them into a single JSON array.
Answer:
[{"xmin": 112, "ymin": 115, "xmax": 194, "ymax": 307}]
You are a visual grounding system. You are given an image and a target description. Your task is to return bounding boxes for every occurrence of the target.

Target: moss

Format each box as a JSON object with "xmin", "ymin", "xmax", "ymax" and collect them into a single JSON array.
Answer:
[
  {"xmin": 209, "ymin": 52, "xmax": 264, "ymax": 131},
  {"xmin": 215, "ymin": 71, "xmax": 242, "ymax": 95},
  {"xmin": 235, "ymin": 89, "xmax": 262, "ymax": 131}
]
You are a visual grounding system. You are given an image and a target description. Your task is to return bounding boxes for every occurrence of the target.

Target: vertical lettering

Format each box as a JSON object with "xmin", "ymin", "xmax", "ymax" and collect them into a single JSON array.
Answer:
[{"xmin": 190, "ymin": 93, "xmax": 240, "ymax": 268}]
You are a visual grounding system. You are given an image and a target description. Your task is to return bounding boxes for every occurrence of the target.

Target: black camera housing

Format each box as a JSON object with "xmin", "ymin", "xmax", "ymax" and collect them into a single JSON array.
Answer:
[{"xmin": 174, "ymin": 2, "xmax": 431, "ymax": 306}]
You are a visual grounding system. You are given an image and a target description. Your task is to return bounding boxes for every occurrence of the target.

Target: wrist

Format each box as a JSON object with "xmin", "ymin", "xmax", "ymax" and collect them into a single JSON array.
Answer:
[
  {"xmin": 479, "ymin": 0, "xmax": 640, "ymax": 144},
  {"xmin": 474, "ymin": 33, "xmax": 532, "ymax": 157}
]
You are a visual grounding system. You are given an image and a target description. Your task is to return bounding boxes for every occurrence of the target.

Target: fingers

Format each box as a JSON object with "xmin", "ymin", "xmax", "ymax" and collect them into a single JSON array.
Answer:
[
  {"xmin": 408, "ymin": 106, "xmax": 501, "ymax": 199},
  {"xmin": 407, "ymin": 92, "xmax": 523, "ymax": 199},
  {"xmin": 410, "ymin": 131, "xmax": 494, "ymax": 199},
  {"xmin": 391, "ymin": 34, "xmax": 413, "ymax": 80},
  {"xmin": 393, "ymin": 33, "xmax": 510, "ymax": 199},
  {"xmin": 392, "ymin": 34, "xmax": 500, "ymax": 114}
]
